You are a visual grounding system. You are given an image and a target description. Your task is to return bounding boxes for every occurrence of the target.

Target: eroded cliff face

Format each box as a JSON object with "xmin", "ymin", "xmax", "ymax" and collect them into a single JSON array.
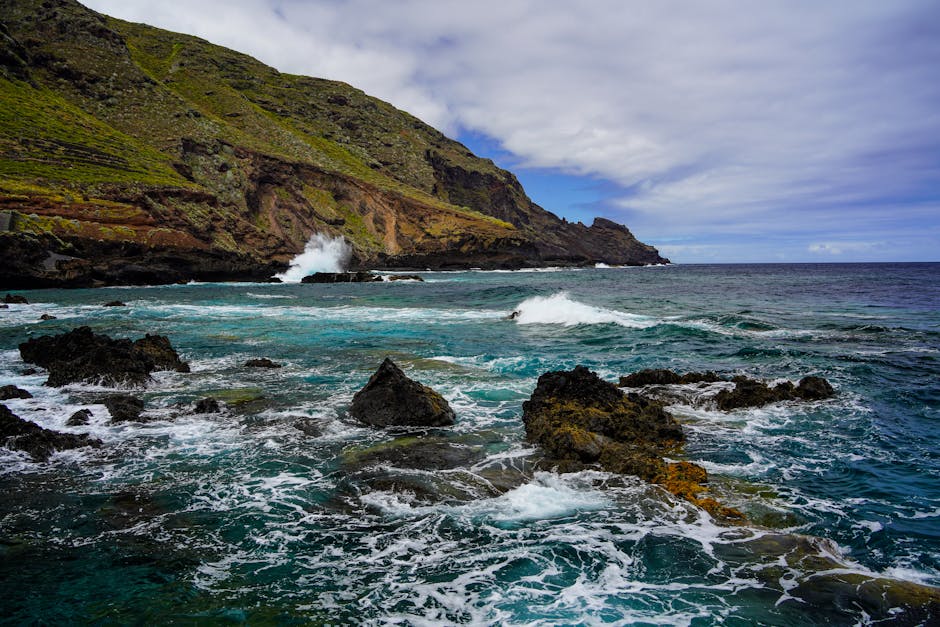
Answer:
[{"xmin": 0, "ymin": 0, "xmax": 667, "ymax": 287}]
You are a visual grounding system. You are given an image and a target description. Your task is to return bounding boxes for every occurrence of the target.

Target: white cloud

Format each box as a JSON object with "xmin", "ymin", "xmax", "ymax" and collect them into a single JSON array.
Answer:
[{"xmin": 82, "ymin": 0, "xmax": 940, "ymax": 261}]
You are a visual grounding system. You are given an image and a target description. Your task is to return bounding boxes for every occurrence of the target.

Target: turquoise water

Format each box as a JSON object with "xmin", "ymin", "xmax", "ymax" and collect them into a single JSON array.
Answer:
[{"xmin": 1, "ymin": 263, "xmax": 938, "ymax": 624}]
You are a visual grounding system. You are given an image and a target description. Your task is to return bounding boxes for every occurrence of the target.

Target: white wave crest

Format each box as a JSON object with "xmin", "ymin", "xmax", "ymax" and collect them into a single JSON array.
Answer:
[
  {"xmin": 275, "ymin": 233, "xmax": 351, "ymax": 282},
  {"xmin": 512, "ymin": 292, "xmax": 655, "ymax": 328}
]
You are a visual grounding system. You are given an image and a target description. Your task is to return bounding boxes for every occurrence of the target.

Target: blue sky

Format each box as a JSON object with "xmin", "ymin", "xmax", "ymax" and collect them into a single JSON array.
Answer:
[{"xmin": 85, "ymin": 0, "xmax": 940, "ymax": 262}]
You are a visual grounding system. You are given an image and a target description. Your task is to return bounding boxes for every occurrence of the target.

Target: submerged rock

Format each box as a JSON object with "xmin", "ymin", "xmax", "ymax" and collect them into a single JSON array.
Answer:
[
  {"xmin": 0, "ymin": 385, "xmax": 32, "ymax": 400},
  {"xmin": 102, "ymin": 394, "xmax": 145, "ymax": 423},
  {"xmin": 347, "ymin": 436, "xmax": 484, "ymax": 471},
  {"xmin": 103, "ymin": 300, "xmax": 127, "ymax": 307},
  {"xmin": 301, "ymin": 271, "xmax": 381, "ymax": 283},
  {"xmin": 66, "ymin": 408, "xmax": 93, "ymax": 426},
  {"xmin": 18, "ymin": 326, "xmax": 189, "ymax": 386},
  {"xmin": 39, "ymin": 314, "xmax": 57, "ymax": 321},
  {"xmin": 3, "ymin": 294, "xmax": 28, "ymax": 304},
  {"xmin": 244, "ymin": 358, "xmax": 282, "ymax": 368},
  {"xmin": 193, "ymin": 397, "xmax": 221, "ymax": 414},
  {"xmin": 349, "ymin": 358, "xmax": 455, "ymax": 428},
  {"xmin": 523, "ymin": 365, "xmax": 741, "ymax": 521},
  {"xmin": 0, "ymin": 403, "xmax": 101, "ymax": 461}
]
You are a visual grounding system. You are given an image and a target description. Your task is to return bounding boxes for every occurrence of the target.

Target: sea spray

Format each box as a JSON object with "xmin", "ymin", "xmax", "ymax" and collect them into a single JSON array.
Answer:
[
  {"xmin": 512, "ymin": 292, "xmax": 655, "ymax": 328},
  {"xmin": 275, "ymin": 233, "xmax": 351, "ymax": 282}
]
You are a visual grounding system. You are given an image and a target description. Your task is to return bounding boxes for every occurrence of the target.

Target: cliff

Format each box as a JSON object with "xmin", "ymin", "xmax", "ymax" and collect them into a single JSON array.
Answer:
[{"xmin": 0, "ymin": 0, "xmax": 667, "ymax": 288}]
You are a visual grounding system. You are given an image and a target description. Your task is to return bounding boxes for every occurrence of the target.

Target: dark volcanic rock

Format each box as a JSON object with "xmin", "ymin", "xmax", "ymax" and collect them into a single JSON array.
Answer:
[
  {"xmin": 194, "ymin": 397, "xmax": 221, "ymax": 414},
  {"xmin": 39, "ymin": 313, "xmax": 57, "ymax": 321},
  {"xmin": 796, "ymin": 376, "xmax": 835, "ymax": 401},
  {"xmin": 244, "ymin": 358, "xmax": 281, "ymax": 368},
  {"xmin": 350, "ymin": 358, "xmax": 455, "ymax": 428},
  {"xmin": 350, "ymin": 437, "xmax": 483, "ymax": 471},
  {"xmin": 102, "ymin": 394, "xmax": 145, "ymax": 422},
  {"xmin": 387, "ymin": 274, "xmax": 424, "ymax": 282},
  {"xmin": 66, "ymin": 408, "xmax": 93, "ymax": 426},
  {"xmin": 715, "ymin": 375, "xmax": 835, "ymax": 410},
  {"xmin": 619, "ymin": 369, "xmax": 721, "ymax": 387},
  {"xmin": 301, "ymin": 272, "xmax": 381, "ymax": 284},
  {"xmin": 0, "ymin": 403, "xmax": 101, "ymax": 461},
  {"xmin": 18, "ymin": 326, "xmax": 188, "ymax": 386},
  {"xmin": 103, "ymin": 300, "xmax": 127, "ymax": 307},
  {"xmin": 523, "ymin": 365, "xmax": 742, "ymax": 521},
  {"xmin": 0, "ymin": 385, "xmax": 32, "ymax": 400},
  {"xmin": 3, "ymin": 293, "xmax": 28, "ymax": 304},
  {"xmin": 133, "ymin": 334, "xmax": 190, "ymax": 373}
]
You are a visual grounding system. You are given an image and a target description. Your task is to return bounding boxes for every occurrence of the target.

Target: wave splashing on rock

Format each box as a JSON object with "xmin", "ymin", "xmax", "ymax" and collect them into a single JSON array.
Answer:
[{"xmin": 275, "ymin": 233, "xmax": 351, "ymax": 283}]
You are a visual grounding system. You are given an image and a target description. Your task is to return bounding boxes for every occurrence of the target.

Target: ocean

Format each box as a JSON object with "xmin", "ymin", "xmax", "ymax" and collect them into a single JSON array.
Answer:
[{"xmin": 1, "ymin": 262, "xmax": 938, "ymax": 625}]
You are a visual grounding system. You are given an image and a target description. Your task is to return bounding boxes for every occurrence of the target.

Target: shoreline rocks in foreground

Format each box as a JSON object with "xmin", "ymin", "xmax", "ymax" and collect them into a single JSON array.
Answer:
[
  {"xmin": 523, "ymin": 365, "xmax": 742, "ymax": 521},
  {"xmin": 350, "ymin": 358, "xmax": 456, "ymax": 428},
  {"xmin": 19, "ymin": 326, "xmax": 190, "ymax": 387}
]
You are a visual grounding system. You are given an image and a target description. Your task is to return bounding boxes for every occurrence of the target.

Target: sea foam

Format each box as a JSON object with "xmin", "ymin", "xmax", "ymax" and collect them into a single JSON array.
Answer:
[
  {"xmin": 275, "ymin": 233, "xmax": 351, "ymax": 282},
  {"xmin": 512, "ymin": 292, "xmax": 655, "ymax": 328}
]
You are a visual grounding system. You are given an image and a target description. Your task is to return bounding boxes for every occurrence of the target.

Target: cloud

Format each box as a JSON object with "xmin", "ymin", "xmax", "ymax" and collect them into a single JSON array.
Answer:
[{"xmin": 82, "ymin": 0, "xmax": 940, "ymax": 261}]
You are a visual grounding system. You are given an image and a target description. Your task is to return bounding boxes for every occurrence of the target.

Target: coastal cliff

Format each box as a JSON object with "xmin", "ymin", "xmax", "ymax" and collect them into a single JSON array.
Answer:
[{"xmin": 0, "ymin": 0, "xmax": 667, "ymax": 287}]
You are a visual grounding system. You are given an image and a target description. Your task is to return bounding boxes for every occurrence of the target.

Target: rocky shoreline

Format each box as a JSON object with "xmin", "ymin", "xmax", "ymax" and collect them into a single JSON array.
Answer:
[{"xmin": 2, "ymin": 322, "xmax": 938, "ymax": 622}]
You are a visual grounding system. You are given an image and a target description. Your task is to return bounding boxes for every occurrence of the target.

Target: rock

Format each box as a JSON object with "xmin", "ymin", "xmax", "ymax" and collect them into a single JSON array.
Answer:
[
  {"xmin": 715, "ymin": 375, "xmax": 834, "ymax": 410},
  {"xmin": 66, "ymin": 408, "xmax": 93, "ymax": 426},
  {"xmin": 0, "ymin": 403, "xmax": 101, "ymax": 461},
  {"xmin": 523, "ymin": 365, "xmax": 742, "ymax": 521},
  {"xmin": 347, "ymin": 436, "xmax": 483, "ymax": 470},
  {"xmin": 103, "ymin": 300, "xmax": 127, "ymax": 307},
  {"xmin": 795, "ymin": 376, "xmax": 835, "ymax": 400},
  {"xmin": 18, "ymin": 326, "xmax": 189, "ymax": 386},
  {"xmin": 349, "ymin": 358, "xmax": 456, "ymax": 428},
  {"xmin": 0, "ymin": 304, "xmax": 7, "ymax": 309},
  {"xmin": 301, "ymin": 272, "xmax": 381, "ymax": 283},
  {"xmin": 102, "ymin": 394, "xmax": 145, "ymax": 422},
  {"xmin": 3, "ymin": 294, "xmax": 28, "ymax": 304},
  {"xmin": 193, "ymin": 397, "xmax": 220, "ymax": 413},
  {"xmin": 244, "ymin": 358, "xmax": 281, "ymax": 368},
  {"xmin": 39, "ymin": 313, "xmax": 57, "ymax": 321},
  {"xmin": 387, "ymin": 274, "xmax": 424, "ymax": 282},
  {"xmin": 21, "ymin": 368, "xmax": 38, "ymax": 376},
  {"xmin": 0, "ymin": 385, "xmax": 32, "ymax": 400},
  {"xmin": 133, "ymin": 334, "xmax": 191, "ymax": 372},
  {"xmin": 619, "ymin": 368, "xmax": 721, "ymax": 387}
]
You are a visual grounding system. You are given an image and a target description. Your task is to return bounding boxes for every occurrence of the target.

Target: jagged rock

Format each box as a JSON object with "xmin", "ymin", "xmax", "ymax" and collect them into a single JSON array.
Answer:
[
  {"xmin": 18, "ymin": 326, "xmax": 189, "ymax": 386},
  {"xmin": 3, "ymin": 293, "xmax": 28, "ymax": 304},
  {"xmin": 103, "ymin": 300, "xmax": 127, "ymax": 307},
  {"xmin": 523, "ymin": 365, "xmax": 742, "ymax": 521},
  {"xmin": 715, "ymin": 375, "xmax": 835, "ymax": 410},
  {"xmin": 133, "ymin": 334, "xmax": 191, "ymax": 373},
  {"xmin": 102, "ymin": 394, "xmax": 145, "ymax": 422},
  {"xmin": 0, "ymin": 403, "xmax": 101, "ymax": 461},
  {"xmin": 66, "ymin": 408, "xmax": 93, "ymax": 426},
  {"xmin": 349, "ymin": 358, "xmax": 455, "ymax": 428},
  {"xmin": 0, "ymin": 385, "xmax": 32, "ymax": 400},
  {"xmin": 193, "ymin": 397, "xmax": 220, "ymax": 413},
  {"xmin": 39, "ymin": 313, "xmax": 57, "ymax": 321},
  {"xmin": 795, "ymin": 376, "xmax": 835, "ymax": 400},
  {"xmin": 244, "ymin": 358, "xmax": 281, "ymax": 368},
  {"xmin": 301, "ymin": 272, "xmax": 382, "ymax": 283},
  {"xmin": 619, "ymin": 368, "xmax": 721, "ymax": 387}
]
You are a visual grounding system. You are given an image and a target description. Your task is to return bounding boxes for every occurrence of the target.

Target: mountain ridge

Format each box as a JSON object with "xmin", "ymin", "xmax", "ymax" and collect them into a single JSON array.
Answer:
[{"xmin": 0, "ymin": 0, "xmax": 667, "ymax": 288}]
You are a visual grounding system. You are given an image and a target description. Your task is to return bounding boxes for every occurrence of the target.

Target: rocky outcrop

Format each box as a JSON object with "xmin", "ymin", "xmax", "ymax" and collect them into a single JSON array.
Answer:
[
  {"xmin": 193, "ymin": 397, "xmax": 221, "ymax": 414},
  {"xmin": 102, "ymin": 394, "xmax": 145, "ymax": 422},
  {"xmin": 66, "ymin": 408, "xmax": 92, "ymax": 426},
  {"xmin": 349, "ymin": 358, "xmax": 456, "ymax": 428},
  {"xmin": 0, "ymin": 403, "xmax": 100, "ymax": 461},
  {"xmin": 0, "ymin": 385, "xmax": 32, "ymax": 400},
  {"xmin": 301, "ymin": 272, "xmax": 381, "ymax": 284},
  {"xmin": 18, "ymin": 326, "xmax": 189, "ymax": 386},
  {"xmin": 523, "ymin": 365, "xmax": 741, "ymax": 520},
  {"xmin": 244, "ymin": 358, "xmax": 281, "ymax": 368},
  {"xmin": 3, "ymin": 293, "xmax": 28, "ymax": 304},
  {"xmin": 619, "ymin": 368, "xmax": 835, "ymax": 410}
]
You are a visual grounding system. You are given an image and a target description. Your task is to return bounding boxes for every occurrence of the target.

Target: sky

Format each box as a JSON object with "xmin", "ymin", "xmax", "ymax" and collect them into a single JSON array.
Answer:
[{"xmin": 83, "ymin": 0, "xmax": 940, "ymax": 263}]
